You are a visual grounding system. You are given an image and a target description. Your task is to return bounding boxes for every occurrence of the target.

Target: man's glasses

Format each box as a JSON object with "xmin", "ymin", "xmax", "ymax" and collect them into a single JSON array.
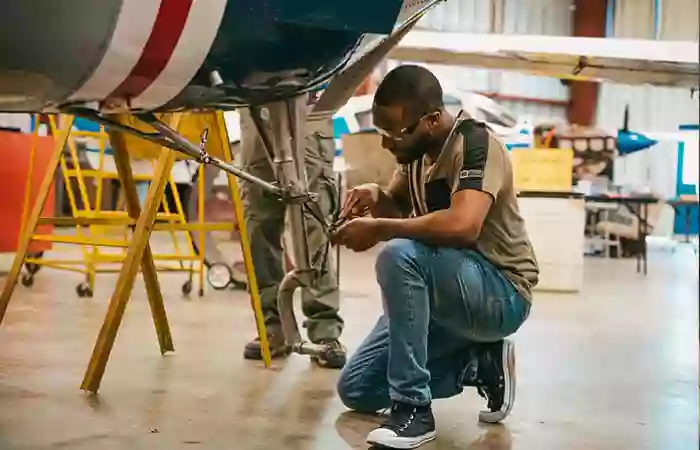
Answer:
[{"xmin": 375, "ymin": 111, "xmax": 439, "ymax": 141}]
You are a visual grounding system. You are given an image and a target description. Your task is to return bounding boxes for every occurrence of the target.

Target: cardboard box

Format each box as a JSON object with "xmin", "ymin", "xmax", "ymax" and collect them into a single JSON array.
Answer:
[{"xmin": 340, "ymin": 130, "xmax": 397, "ymax": 189}]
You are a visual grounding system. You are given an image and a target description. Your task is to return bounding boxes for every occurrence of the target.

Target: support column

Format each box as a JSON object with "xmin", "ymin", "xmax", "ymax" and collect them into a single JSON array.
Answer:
[{"xmin": 567, "ymin": 0, "xmax": 608, "ymax": 126}]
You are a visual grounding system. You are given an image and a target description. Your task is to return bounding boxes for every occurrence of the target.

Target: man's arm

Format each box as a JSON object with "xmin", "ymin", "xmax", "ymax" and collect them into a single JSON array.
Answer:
[
  {"xmin": 374, "ymin": 190, "xmax": 493, "ymax": 247},
  {"xmin": 374, "ymin": 125, "xmax": 505, "ymax": 247}
]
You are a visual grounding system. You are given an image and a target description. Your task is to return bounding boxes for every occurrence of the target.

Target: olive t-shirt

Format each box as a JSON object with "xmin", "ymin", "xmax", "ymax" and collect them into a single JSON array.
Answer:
[{"xmin": 393, "ymin": 117, "xmax": 539, "ymax": 301}]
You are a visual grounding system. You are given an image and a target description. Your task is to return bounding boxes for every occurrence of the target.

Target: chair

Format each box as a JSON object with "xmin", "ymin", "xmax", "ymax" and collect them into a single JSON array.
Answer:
[{"xmin": 595, "ymin": 197, "xmax": 663, "ymax": 257}]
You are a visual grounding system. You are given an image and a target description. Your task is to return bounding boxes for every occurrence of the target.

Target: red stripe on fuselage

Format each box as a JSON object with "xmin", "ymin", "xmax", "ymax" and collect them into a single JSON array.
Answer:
[{"xmin": 108, "ymin": 0, "xmax": 193, "ymax": 102}]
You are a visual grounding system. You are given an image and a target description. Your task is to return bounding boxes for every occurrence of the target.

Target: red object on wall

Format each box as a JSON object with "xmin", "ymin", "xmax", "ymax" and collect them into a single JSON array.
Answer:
[
  {"xmin": 568, "ymin": 0, "xmax": 608, "ymax": 126},
  {"xmin": 0, "ymin": 130, "xmax": 55, "ymax": 253},
  {"xmin": 355, "ymin": 76, "xmax": 376, "ymax": 96}
]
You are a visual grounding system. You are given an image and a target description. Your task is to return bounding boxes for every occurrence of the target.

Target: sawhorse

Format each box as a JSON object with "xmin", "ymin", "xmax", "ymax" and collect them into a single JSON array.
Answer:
[{"xmin": 0, "ymin": 112, "xmax": 271, "ymax": 393}]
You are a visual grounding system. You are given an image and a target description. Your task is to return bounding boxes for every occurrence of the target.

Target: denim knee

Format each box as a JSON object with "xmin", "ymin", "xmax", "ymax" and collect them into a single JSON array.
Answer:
[
  {"xmin": 336, "ymin": 369, "xmax": 360, "ymax": 410},
  {"xmin": 375, "ymin": 239, "xmax": 426, "ymax": 285},
  {"xmin": 336, "ymin": 368, "xmax": 383, "ymax": 413}
]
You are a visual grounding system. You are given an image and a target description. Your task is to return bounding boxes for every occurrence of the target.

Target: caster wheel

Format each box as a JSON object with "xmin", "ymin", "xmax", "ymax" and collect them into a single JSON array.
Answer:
[
  {"xmin": 25, "ymin": 263, "xmax": 40, "ymax": 275},
  {"xmin": 25, "ymin": 251, "xmax": 44, "ymax": 275},
  {"xmin": 20, "ymin": 274, "xmax": 34, "ymax": 287},
  {"xmin": 76, "ymin": 283, "xmax": 93, "ymax": 298},
  {"xmin": 182, "ymin": 280, "xmax": 193, "ymax": 296},
  {"xmin": 207, "ymin": 263, "xmax": 232, "ymax": 291}
]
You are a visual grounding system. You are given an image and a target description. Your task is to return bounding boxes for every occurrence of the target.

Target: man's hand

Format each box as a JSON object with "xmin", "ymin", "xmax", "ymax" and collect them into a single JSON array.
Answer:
[
  {"xmin": 330, "ymin": 217, "xmax": 383, "ymax": 252},
  {"xmin": 339, "ymin": 183, "xmax": 381, "ymax": 220}
]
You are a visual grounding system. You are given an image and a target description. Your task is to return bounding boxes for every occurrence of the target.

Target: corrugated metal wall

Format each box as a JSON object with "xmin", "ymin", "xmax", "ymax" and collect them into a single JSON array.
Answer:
[
  {"xmin": 596, "ymin": 0, "xmax": 699, "ymax": 236},
  {"xmin": 391, "ymin": 0, "xmax": 575, "ymax": 124},
  {"xmin": 660, "ymin": 0, "xmax": 699, "ymax": 40}
]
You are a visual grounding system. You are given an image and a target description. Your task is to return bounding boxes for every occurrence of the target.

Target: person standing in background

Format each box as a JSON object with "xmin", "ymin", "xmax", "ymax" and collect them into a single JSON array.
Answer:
[{"xmin": 237, "ymin": 92, "xmax": 347, "ymax": 369}]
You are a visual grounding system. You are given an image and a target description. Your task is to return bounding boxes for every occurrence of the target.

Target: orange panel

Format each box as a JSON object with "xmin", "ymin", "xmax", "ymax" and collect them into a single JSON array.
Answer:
[
  {"xmin": 0, "ymin": 131, "xmax": 56, "ymax": 253},
  {"xmin": 354, "ymin": 76, "xmax": 374, "ymax": 96}
]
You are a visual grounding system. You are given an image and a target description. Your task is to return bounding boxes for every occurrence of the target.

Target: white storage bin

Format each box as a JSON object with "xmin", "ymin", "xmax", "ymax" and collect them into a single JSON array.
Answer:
[{"xmin": 518, "ymin": 193, "xmax": 586, "ymax": 292}]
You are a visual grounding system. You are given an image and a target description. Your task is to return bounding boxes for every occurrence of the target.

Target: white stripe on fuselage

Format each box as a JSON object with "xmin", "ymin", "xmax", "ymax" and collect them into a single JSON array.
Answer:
[
  {"xmin": 130, "ymin": 0, "xmax": 227, "ymax": 110},
  {"xmin": 66, "ymin": 0, "xmax": 161, "ymax": 103}
]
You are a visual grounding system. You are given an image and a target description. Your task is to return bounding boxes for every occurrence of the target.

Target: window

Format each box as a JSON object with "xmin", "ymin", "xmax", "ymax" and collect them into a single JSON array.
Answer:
[
  {"xmin": 355, "ymin": 110, "xmax": 374, "ymax": 129},
  {"xmin": 682, "ymin": 136, "xmax": 699, "ymax": 187}
]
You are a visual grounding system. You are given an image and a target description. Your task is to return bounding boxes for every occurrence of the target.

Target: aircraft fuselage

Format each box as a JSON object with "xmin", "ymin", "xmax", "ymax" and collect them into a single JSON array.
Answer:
[{"xmin": 0, "ymin": 0, "xmax": 410, "ymax": 114}]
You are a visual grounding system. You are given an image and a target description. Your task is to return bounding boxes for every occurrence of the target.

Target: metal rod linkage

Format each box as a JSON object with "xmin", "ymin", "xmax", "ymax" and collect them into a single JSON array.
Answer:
[{"xmin": 140, "ymin": 114, "xmax": 282, "ymax": 196}]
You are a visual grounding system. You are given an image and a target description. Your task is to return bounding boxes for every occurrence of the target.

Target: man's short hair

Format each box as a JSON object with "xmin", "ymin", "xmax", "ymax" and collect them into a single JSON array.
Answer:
[{"xmin": 373, "ymin": 64, "xmax": 444, "ymax": 120}]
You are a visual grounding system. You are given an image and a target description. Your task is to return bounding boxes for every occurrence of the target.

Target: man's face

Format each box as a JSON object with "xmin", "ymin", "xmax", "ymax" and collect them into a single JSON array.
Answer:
[{"xmin": 372, "ymin": 104, "xmax": 438, "ymax": 165}]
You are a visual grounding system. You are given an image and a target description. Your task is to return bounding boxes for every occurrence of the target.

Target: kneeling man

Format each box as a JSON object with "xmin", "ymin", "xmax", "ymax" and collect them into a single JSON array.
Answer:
[{"xmin": 331, "ymin": 65, "xmax": 538, "ymax": 449}]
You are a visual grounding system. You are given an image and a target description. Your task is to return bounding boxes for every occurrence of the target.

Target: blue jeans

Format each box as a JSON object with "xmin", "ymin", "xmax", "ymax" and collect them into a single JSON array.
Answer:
[{"xmin": 336, "ymin": 238, "xmax": 531, "ymax": 412}]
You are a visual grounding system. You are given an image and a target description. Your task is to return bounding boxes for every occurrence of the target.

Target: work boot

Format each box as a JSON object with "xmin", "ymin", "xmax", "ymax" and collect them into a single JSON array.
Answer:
[
  {"xmin": 243, "ymin": 321, "xmax": 288, "ymax": 360},
  {"xmin": 475, "ymin": 339, "xmax": 516, "ymax": 424},
  {"xmin": 310, "ymin": 339, "xmax": 347, "ymax": 369}
]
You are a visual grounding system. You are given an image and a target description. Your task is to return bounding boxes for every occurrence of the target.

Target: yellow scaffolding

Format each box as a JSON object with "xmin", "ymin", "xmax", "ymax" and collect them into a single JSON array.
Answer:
[
  {"xmin": 0, "ymin": 112, "xmax": 271, "ymax": 394},
  {"xmin": 18, "ymin": 114, "xmax": 226, "ymax": 297}
]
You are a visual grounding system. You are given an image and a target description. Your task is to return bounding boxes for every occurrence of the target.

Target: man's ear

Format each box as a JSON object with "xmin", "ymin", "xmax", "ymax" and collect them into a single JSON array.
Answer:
[{"xmin": 427, "ymin": 111, "xmax": 441, "ymax": 130}]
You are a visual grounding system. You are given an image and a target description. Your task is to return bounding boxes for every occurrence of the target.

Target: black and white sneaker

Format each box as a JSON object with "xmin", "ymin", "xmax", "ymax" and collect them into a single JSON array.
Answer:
[
  {"xmin": 365, "ymin": 401, "xmax": 436, "ymax": 449},
  {"xmin": 476, "ymin": 339, "xmax": 516, "ymax": 424}
]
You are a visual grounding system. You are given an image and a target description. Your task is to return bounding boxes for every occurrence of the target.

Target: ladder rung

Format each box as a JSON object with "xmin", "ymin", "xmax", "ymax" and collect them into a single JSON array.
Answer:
[
  {"xmin": 38, "ymin": 216, "xmax": 131, "ymax": 226},
  {"xmin": 74, "ymin": 211, "xmax": 183, "ymax": 220},
  {"xmin": 37, "ymin": 217, "xmax": 234, "ymax": 231},
  {"xmin": 63, "ymin": 169, "xmax": 154, "ymax": 181},
  {"xmin": 31, "ymin": 235, "xmax": 129, "ymax": 248},
  {"xmin": 152, "ymin": 223, "xmax": 235, "ymax": 232},
  {"xmin": 94, "ymin": 254, "xmax": 201, "ymax": 262}
]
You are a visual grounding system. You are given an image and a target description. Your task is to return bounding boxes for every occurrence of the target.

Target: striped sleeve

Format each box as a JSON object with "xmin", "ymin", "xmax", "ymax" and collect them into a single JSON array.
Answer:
[{"xmin": 454, "ymin": 120, "xmax": 504, "ymax": 200}]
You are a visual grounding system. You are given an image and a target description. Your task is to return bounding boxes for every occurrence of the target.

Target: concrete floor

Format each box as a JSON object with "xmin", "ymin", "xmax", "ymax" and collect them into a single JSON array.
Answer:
[{"xmin": 0, "ymin": 243, "xmax": 697, "ymax": 450}]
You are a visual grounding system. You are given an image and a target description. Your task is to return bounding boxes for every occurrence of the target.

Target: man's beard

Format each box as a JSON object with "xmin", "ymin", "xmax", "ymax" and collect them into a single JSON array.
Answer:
[{"xmin": 395, "ymin": 135, "xmax": 433, "ymax": 165}]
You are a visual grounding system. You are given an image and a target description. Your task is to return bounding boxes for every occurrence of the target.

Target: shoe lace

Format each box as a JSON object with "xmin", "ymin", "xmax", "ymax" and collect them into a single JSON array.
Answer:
[
  {"xmin": 477, "ymin": 385, "xmax": 498, "ymax": 410},
  {"xmin": 384, "ymin": 403, "xmax": 416, "ymax": 433}
]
